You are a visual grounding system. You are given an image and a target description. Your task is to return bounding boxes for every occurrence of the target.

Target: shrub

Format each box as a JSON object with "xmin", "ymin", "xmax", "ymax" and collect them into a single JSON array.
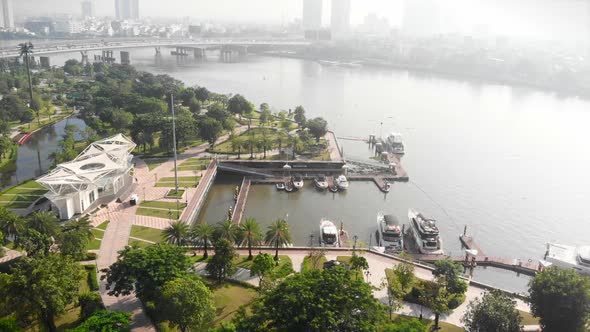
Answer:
[
  {"xmin": 84, "ymin": 265, "xmax": 99, "ymax": 291},
  {"xmin": 78, "ymin": 292, "xmax": 105, "ymax": 320},
  {"xmin": 404, "ymin": 278, "xmax": 465, "ymax": 309},
  {"xmin": 86, "ymin": 252, "xmax": 97, "ymax": 260}
]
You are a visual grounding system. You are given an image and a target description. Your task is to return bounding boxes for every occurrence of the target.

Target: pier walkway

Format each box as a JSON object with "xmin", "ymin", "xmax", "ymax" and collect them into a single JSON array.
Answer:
[
  {"xmin": 179, "ymin": 160, "xmax": 218, "ymax": 224},
  {"xmin": 231, "ymin": 178, "xmax": 251, "ymax": 225}
]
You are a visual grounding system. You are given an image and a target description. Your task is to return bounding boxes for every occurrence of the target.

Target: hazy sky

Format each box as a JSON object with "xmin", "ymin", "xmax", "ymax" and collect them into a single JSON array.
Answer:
[{"xmin": 13, "ymin": 0, "xmax": 590, "ymax": 41}]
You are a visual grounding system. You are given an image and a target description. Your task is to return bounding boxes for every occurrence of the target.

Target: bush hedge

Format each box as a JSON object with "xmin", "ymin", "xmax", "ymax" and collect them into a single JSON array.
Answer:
[{"xmin": 84, "ymin": 265, "xmax": 99, "ymax": 291}]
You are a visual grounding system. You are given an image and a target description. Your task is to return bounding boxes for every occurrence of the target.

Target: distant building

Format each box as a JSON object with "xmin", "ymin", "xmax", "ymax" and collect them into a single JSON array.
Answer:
[
  {"xmin": 302, "ymin": 0, "xmax": 322, "ymax": 31},
  {"xmin": 0, "ymin": 0, "xmax": 14, "ymax": 29},
  {"xmin": 402, "ymin": 0, "xmax": 440, "ymax": 38},
  {"xmin": 24, "ymin": 19, "xmax": 52, "ymax": 35},
  {"xmin": 331, "ymin": 0, "xmax": 351, "ymax": 38},
  {"xmin": 37, "ymin": 134, "xmax": 136, "ymax": 220},
  {"xmin": 81, "ymin": 0, "xmax": 94, "ymax": 18},
  {"xmin": 115, "ymin": 0, "xmax": 139, "ymax": 20},
  {"xmin": 54, "ymin": 20, "xmax": 83, "ymax": 34}
]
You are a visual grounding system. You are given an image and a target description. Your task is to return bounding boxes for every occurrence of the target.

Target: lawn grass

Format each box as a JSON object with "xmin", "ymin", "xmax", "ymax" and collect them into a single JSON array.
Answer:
[
  {"xmin": 96, "ymin": 220, "xmax": 109, "ymax": 230},
  {"xmin": 336, "ymin": 255, "xmax": 352, "ymax": 264},
  {"xmin": 140, "ymin": 200, "xmax": 187, "ymax": 210},
  {"xmin": 160, "ymin": 176, "xmax": 201, "ymax": 182},
  {"xmin": 165, "ymin": 189, "xmax": 186, "ymax": 198},
  {"xmin": 301, "ymin": 255, "xmax": 327, "ymax": 272},
  {"xmin": 210, "ymin": 128, "xmax": 290, "ymax": 155},
  {"xmin": 91, "ymin": 228, "xmax": 104, "ymax": 239},
  {"xmin": 136, "ymin": 207, "xmax": 181, "ymax": 220},
  {"xmin": 386, "ymin": 314, "xmax": 464, "ymax": 332},
  {"xmin": 0, "ymin": 180, "xmax": 48, "ymax": 209},
  {"xmin": 203, "ymin": 279, "xmax": 258, "ymax": 326},
  {"xmin": 0, "ymin": 201, "xmax": 33, "ymax": 208},
  {"xmin": 156, "ymin": 182, "xmax": 198, "ymax": 188},
  {"xmin": 175, "ymin": 158, "xmax": 210, "ymax": 171},
  {"xmin": 130, "ymin": 225, "xmax": 164, "ymax": 243},
  {"xmin": 129, "ymin": 239, "xmax": 156, "ymax": 248},
  {"xmin": 86, "ymin": 238, "xmax": 101, "ymax": 250},
  {"xmin": 156, "ymin": 176, "xmax": 201, "ymax": 188},
  {"xmin": 143, "ymin": 158, "xmax": 169, "ymax": 171},
  {"xmin": 519, "ymin": 310, "xmax": 540, "ymax": 325}
]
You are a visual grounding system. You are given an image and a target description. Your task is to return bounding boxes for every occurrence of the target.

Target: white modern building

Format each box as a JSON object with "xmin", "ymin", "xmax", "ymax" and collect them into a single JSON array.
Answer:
[
  {"xmin": 0, "ymin": 0, "xmax": 14, "ymax": 29},
  {"xmin": 37, "ymin": 134, "xmax": 136, "ymax": 220},
  {"xmin": 331, "ymin": 0, "xmax": 351, "ymax": 38}
]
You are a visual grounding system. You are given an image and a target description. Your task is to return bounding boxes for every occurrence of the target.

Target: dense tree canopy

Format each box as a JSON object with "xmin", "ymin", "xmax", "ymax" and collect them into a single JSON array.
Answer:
[
  {"xmin": 235, "ymin": 266, "xmax": 386, "ymax": 332},
  {"xmin": 158, "ymin": 276, "xmax": 215, "ymax": 332},
  {"xmin": 228, "ymin": 94, "xmax": 254, "ymax": 116},
  {"xmin": 306, "ymin": 117, "xmax": 328, "ymax": 142},
  {"xmin": 528, "ymin": 267, "xmax": 590, "ymax": 332},
  {"xmin": 461, "ymin": 290, "xmax": 522, "ymax": 332},
  {"xmin": 206, "ymin": 239, "xmax": 236, "ymax": 284}
]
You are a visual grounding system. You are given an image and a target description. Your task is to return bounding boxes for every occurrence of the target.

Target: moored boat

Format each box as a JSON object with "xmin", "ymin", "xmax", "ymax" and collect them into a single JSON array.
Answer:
[
  {"xmin": 407, "ymin": 208, "xmax": 443, "ymax": 255},
  {"xmin": 376, "ymin": 212, "xmax": 403, "ymax": 252},
  {"xmin": 284, "ymin": 181, "xmax": 294, "ymax": 192},
  {"xmin": 320, "ymin": 219, "xmax": 339, "ymax": 247},
  {"xmin": 292, "ymin": 175, "xmax": 304, "ymax": 189},
  {"xmin": 276, "ymin": 182, "xmax": 285, "ymax": 191},
  {"xmin": 314, "ymin": 175, "xmax": 328, "ymax": 190},
  {"xmin": 385, "ymin": 133, "xmax": 405, "ymax": 155},
  {"xmin": 336, "ymin": 175, "xmax": 349, "ymax": 190},
  {"xmin": 329, "ymin": 184, "xmax": 338, "ymax": 193},
  {"xmin": 544, "ymin": 243, "xmax": 590, "ymax": 275}
]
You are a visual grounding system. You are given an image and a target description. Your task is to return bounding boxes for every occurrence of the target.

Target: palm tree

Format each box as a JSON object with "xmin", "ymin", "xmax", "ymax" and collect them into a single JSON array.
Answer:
[
  {"xmin": 289, "ymin": 136, "xmax": 303, "ymax": 159},
  {"xmin": 247, "ymin": 135, "xmax": 258, "ymax": 159},
  {"xmin": 260, "ymin": 133, "xmax": 273, "ymax": 159},
  {"xmin": 162, "ymin": 221, "xmax": 189, "ymax": 246},
  {"xmin": 265, "ymin": 219, "xmax": 292, "ymax": 261},
  {"xmin": 215, "ymin": 219, "xmax": 238, "ymax": 244},
  {"xmin": 190, "ymin": 223, "xmax": 214, "ymax": 259},
  {"xmin": 229, "ymin": 137, "xmax": 242, "ymax": 159},
  {"xmin": 27, "ymin": 212, "xmax": 60, "ymax": 237},
  {"xmin": 18, "ymin": 42, "xmax": 39, "ymax": 125},
  {"xmin": 240, "ymin": 218, "xmax": 262, "ymax": 260},
  {"xmin": 276, "ymin": 136, "xmax": 283, "ymax": 155},
  {"xmin": 0, "ymin": 208, "xmax": 24, "ymax": 242},
  {"xmin": 62, "ymin": 217, "xmax": 93, "ymax": 240}
]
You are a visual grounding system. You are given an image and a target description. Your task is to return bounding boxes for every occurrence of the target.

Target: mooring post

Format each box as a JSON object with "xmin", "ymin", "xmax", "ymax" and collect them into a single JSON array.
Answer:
[{"xmin": 463, "ymin": 225, "xmax": 467, "ymax": 237}]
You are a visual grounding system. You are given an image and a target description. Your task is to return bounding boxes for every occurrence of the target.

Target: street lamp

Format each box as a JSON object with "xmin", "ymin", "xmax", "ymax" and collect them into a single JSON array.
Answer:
[{"xmin": 353, "ymin": 235, "xmax": 358, "ymax": 254}]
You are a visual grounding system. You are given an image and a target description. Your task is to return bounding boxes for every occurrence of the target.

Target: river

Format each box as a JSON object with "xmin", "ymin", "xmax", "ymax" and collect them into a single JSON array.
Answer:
[{"xmin": 44, "ymin": 49, "xmax": 590, "ymax": 291}]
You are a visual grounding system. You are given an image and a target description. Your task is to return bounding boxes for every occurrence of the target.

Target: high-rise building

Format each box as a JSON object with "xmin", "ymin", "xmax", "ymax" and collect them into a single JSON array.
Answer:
[
  {"xmin": 402, "ymin": 0, "xmax": 440, "ymax": 37},
  {"xmin": 0, "ymin": 0, "xmax": 14, "ymax": 29},
  {"xmin": 81, "ymin": 0, "xmax": 94, "ymax": 18},
  {"xmin": 115, "ymin": 0, "xmax": 139, "ymax": 20},
  {"xmin": 330, "ymin": 0, "xmax": 351, "ymax": 37},
  {"xmin": 302, "ymin": 0, "xmax": 322, "ymax": 31}
]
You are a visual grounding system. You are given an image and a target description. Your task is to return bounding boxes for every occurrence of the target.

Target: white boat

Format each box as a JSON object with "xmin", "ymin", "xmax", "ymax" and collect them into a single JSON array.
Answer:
[
  {"xmin": 407, "ymin": 209, "xmax": 444, "ymax": 255},
  {"xmin": 314, "ymin": 175, "xmax": 328, "ymax": 190},
  {"xmin": 385, "ymin": 133, "xmax": 405, "ymax": 155},
  {"xmin": 292, "ymin": 175, "xmax": 304, "ymax": 189},
  {"xmin": 320, "ymin": 219, "xmax": 339, "ymax": 247},
  {"xmin": 376, "ymin": 212, "xmax": 403, "ymax": 252},
  {"xmin": 336, "ymin": 175, "xmax": 349, "ymax": 190},
  {"xmin": 544, "ymin": 243, "xmax": 590, "ymax": 275},
  {"xmin": 276, "ymin": 183, "xmax": 285, "ymax": 191}
]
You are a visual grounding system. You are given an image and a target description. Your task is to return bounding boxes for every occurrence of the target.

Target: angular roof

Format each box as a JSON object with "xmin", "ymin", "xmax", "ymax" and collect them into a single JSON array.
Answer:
[{"xmin": 37, "ymin": 134, "xmax": 136, "ymax": 195}]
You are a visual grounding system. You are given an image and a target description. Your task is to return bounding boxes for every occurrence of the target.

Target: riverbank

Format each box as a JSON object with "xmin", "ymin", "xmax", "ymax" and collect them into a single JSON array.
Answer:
[{"xmin": 10, "ymin": 107, "xmax": 76, "ymax": 142}]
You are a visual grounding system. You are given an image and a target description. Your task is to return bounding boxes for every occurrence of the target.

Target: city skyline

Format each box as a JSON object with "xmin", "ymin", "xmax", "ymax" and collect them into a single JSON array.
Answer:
[
  {"xmin": 0, "ymin": 0, "xmax": 14, "ymax": 28},
  {"xmin": 115, "ymin": 0, "xmax": 139, "ymax": 20}
]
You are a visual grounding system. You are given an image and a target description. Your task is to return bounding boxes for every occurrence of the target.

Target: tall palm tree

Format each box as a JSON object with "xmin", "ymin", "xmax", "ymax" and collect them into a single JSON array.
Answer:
[
  {"xmin": 289, "ymin": 136, "xmax": 303, "ymax": 159},
  {"xmin": 190, "ymin": 223, "xmax": 214, "ymax": 259},
  {"xmin": 18, "ymin": 42, "xmax": 39, "ymax": 125},
  {"xmin": 247, "ymin": 135, "xmax": 258, "ymax": 159},
  {"xmin": 62, "ymin": 217, "xmax": 93, "ymax": 240},
  {"xmin": 260, "ymin": 133, "xmax": 273, "ymax": 159},
  {"xmin": 0, "ymin": 208, "xmax": 24, "ymax": 242},
  {"xmin": 162, "ymin": 221, "xmax": 189, "ymax": 246},
  {"xmin": 215, "ymin": 219, "xmax": 238, "ymax": 244},
  {"xmin": 265, "ymin": 219, "xmax": 292, "ymax": 261},
  {"xmin": 27, "ymin": 212, "xmax": 60, "ymax": 237},
  {"xmin": 240, "ymin": 218, "xmax": 262, "ymax": 260},
  {"xmin": 229, "ymin": 137, "xmax": 242, "ymax": 159}
]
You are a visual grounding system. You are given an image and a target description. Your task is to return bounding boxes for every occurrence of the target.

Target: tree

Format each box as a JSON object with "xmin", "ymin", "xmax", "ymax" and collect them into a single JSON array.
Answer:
[
  {"xmin": 259, "ymin": 104, "xmax": 271, "ymax": 126},
  {"xmin": 246, "ymin": 134, "xmax": 258, "ymax": 159},
  {"xmin": 191, "ymin": 223, "xmax": 214, "ymax": 259},
  {"xmin": 265, "ymin": 219, "xmax": 292, "ymax": 261},
  {"xmin": 293, "ymin": 105, "xmax": 306, "ymax": 127},
  {"xmin": 227, "ymin": 94, "xmax": 254, "ymax": 116},
  {"xmin": 424, "ymin": 277, "xmax": 453, "ymax": 330},
  {"xmin": 159, "ymin": 276, "xmax": 215, "ymax": 332},
  {"xmin": 215, "ymin": 219, "xmax": 239, "ymax": 244},
  {"xmin": 433, "ymin": 259, "xmax": 467, "ymax": 295},
  {"xmin": 382, "ymin": 318, "xmax": 426, "ymax": 332},
  {"xmin": 19, "ymin": 42, "xmax": 38, "ymax": 125},
  {"xmin": 197, "ymin": 117, "xmax": 223, "ymax": 146},
  {"xmin": 229, "ymin": 136, "xmax": 242, "ymax": 158},
  {"xmin": 3, "ymin": 255, "xmax": 82, "ymax": 332},
  {"xmin": 461, "ymin": 289, "xmax": 522, "ymax": 332},
  {"xmin": 528, "ymin": 267, "xmax": 590, "ymax": 332},
  {"xmin": 194, "ymin": 86, "xmax": 209, "ymax": 102},
  {"xmin": 206, "ymin": 239, "xmax": 236, "ymax": 284},
  {"xmin": 350, "ymin": 255, "xmax": 369, "ymax": 278},
  {"xmin": 235, "ymin": 266, "xmax": 385, "ymax": 332},
  {"xmin": 59, "ymin": 230, "xmax": 91, "ymax": 260},
  {"xmin": 162, "ymin": 221, "xmax": 190, "ymax": 246},
  {"xmin": 240, "ymin": 218, "xmax": 262, "ymax": 260},
  {"xmin": 109, "ymin": 109, "xmax": 134, "ymax": 131},
  {"xmin": 101, "ymin": 244, "xmax": 191, "ymax": 301},
  {"xmin": 0, "ymin": 207, "xmax": 24, "ymax": 242},
  {"xmin": 69, "ymin": 310, "xmax": 131, "ymax": 332},
  {"xmin": 27, "ymin": 211, "xmax": 61, "ymax": 237},
  {"xmin": 260, "ymin": 132, "xmax": 273, "ymax": 159},
  {"xmin": 306, "ymin": 117, "xmax": 328, "ymax": 142},
  {"xmin": 64, "ymin": 59, "xmax": 83, "ymax": 76},
  {"xmin": 78, "ymin": 292, "xmax": 105, "ymax": 320},
  {"xmin": 17, "ymin": 228, "xmax": 53, "ymax": 257},
  {"xmin": 250, "ymin": 253, "xmax": 276, "ymax": 284}
]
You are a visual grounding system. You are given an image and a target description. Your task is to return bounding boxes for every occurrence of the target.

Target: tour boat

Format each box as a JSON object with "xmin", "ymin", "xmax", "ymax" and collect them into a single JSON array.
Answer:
[
  {"xmin": 385, "ymin": 133, "xmax": 405, "ymax": 155},
  {"xmin": 276, "ymin": 182, "xmax": 285, "ymax": 191},
  {"xmin": 407, "ymin": 209, "xmax": 444, "ymax": 255},
  {"xmin": 314, "ymin": 175, "xmax": 328, "ymax": 190},
  {"xmin": 284, "ymin": 181, "xmax": 295, "ymax": 193},
  {"xmin": 329, "ymin": 184, "xmax": 339, "ymax": 193},
  {"xmin": 376, "ymin": 212, "xmax": 403, "ymax": 252},
  {"xmin": 544, "ymin": 243, "xmax": 590, "ymax": 275},
  {"xmin": 292, "ymin": 175, "xmax": 304, "ymax": 189},
  {"xmin": 335, "ymin": 175, "xmax": 349, "ymax": 190},
  {"xmin": 320, "ymin": 219, "xmax": 339, "ymax": 247}
]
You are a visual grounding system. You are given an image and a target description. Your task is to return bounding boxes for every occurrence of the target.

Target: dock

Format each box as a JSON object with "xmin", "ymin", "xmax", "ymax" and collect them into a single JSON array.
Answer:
[
  {"xmin": 460, "ymin": 234, "xmax": 485, "ymax": 256},
  {"xmin": 180, "ymin": 160, "xmax": 218, "ymax": 224},
  {"xmin": 231, "ymin": 177, "xmax": 251, "ymax": 225}
]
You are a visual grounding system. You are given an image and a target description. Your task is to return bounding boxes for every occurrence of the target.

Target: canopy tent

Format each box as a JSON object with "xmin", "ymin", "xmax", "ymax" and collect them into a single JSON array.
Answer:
[{"xmin": 37, "ymin": 134, "xmax": 136, "ymax": 195}]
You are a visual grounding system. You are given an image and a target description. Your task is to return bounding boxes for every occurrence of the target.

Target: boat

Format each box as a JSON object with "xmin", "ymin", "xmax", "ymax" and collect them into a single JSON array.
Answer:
[
  {"xmin": 385, "ymin": 133, "xmax": 405, "ymax": 155},
  {"xmin": 381, "ymin": 181, "xmax": 391, "ymax": 193},
  {"xmin": 276, "ymin": 182, "xmax": 285, "ymax": 191},
  {"xmin": 329, "ymin": 184, "xmax": 338, "ymax": 193},
  {"xmin": 314, "ymin": 175, "xmax": 328, "ymax": 190},
  {"xmin": 407, "ymin": 209, "xmax": 444, "ymax": 255},
  {"xmin": 320, "ymin": 219, "xmax": 339, "ymax": 247},
  {"xmin": 544, "ymin": 243, "xmax": 590, "ymax": 275},
  {"xmin": 335, "ymin": 175, "xmax": 349, "ymax": 190},
  {"xmin": 284, "ymin": 181, "xmax": 294, "ymax": 193},
  {"xmin": 376, "ymin": 212, "xmax": 403, "ymax": 252},
  {"xmin": 292, "ymin": 175, "xmax": 304, "ymax": 189}
]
